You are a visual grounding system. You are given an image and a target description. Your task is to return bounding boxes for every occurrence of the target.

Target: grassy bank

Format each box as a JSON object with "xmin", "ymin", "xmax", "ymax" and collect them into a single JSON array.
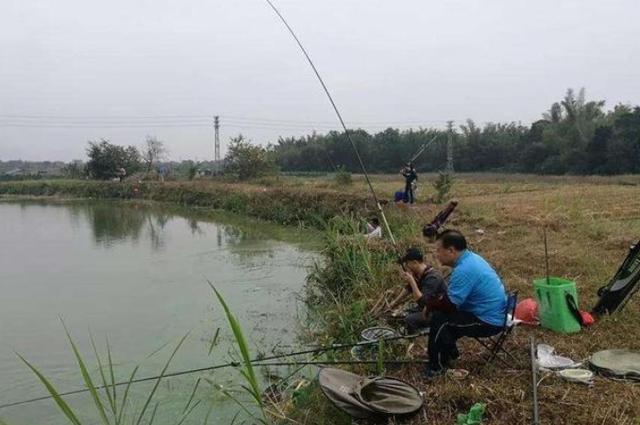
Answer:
[
  {"xmin": 285, "ymin": 174, "xmax": 640, "ymax": 424},
  {"xmin": 3, "ymin": 175, "xmax": 640, "ymax": 424},
  {"xmin": 0, "ymin": 179, "xmax": 372, "ymax": 228}
]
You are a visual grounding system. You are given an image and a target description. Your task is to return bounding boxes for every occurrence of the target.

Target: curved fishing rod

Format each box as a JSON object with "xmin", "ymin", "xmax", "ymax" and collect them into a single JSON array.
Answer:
[
  {"xmin": 263, "ymin": 0, "xmax": 397, "ymax": 246},
  {"xmin": 408, "ymin": 134, "xmax": 439, "ymax": 164},
  {"xmin": 0, "ymin": 331, "xmax": 427, "ymax": 410}
]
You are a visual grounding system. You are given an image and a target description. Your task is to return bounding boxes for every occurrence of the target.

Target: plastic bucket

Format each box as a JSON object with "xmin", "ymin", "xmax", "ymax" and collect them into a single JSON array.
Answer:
[{"xmin": 534, "ymin": 277, "xmax": 581, "ymax": 334}]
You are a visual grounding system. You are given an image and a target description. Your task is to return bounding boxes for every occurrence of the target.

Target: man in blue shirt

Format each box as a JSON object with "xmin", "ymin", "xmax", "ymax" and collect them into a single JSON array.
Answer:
[{"xmin": 424, "ymin": 229, "xmax": 507, "ymax": 377}]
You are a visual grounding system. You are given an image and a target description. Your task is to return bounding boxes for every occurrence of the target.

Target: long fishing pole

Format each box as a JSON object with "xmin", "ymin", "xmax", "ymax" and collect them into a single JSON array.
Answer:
[
  {"xmin": 409, "ymin": 134, "xmax": 438, "ymax": 164},
  {"xmin": 0, "ymin": 331, "xmax": 427, "ymax": 410},
  {"xmin": 263, "ymin": 0, "xmax": 397, "ymax": 246},
  {"xmin": 254, "ymin": 359, "xmax": 428, "ymax": 367}
]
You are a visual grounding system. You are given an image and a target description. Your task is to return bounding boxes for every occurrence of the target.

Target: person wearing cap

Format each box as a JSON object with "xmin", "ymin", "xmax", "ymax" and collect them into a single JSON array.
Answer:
[
  {"xmin": 390, "ymin": 247, "xmax": 446, "ymax": 334},
  {"xmin": 424, "ymin": 229, "xmax": 507, "ymax": 378}
]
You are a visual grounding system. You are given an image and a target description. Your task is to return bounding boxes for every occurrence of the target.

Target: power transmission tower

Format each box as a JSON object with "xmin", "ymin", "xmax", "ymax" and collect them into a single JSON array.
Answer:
[
  {"xmin": 214, "ymin": 116, "xmax": 220, "ymax": 173},
  {"xmin": 446, "ymin": 120, "xmax": 454, "ymax": 173}
]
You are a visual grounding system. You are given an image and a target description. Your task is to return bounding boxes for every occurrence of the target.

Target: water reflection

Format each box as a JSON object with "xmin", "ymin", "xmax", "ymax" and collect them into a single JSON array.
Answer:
[
  {"xmin": 66, "ymin": 202, "xmax": 169, "ymax": 250},
  {"xmin": 0, "ymin": 199, "xmax": 318, "ymax": 425},
  {"xmin": 7, "ymin": 199, "xmax": 318, "ymax": 259}
]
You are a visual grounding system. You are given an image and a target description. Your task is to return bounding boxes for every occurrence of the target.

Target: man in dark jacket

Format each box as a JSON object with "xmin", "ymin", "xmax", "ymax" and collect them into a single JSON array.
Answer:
[
  {"xmin": 389, "ymin": 247, "xmax": 446, "ymax": 334},
  {"xmin": 401, "ymin": 162, "xmax": 418, "ymax": 204}
]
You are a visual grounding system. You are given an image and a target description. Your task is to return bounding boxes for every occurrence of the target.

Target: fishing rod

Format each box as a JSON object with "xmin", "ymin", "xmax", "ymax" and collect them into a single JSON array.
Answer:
[
  {"xmin": 254, "ymin": 359, "xmax": 428, "ymax": 368},
  {"xmin": 0, "ymin": 331, "xmax": 427, "ymax": 410},
  {"xmin": 264, "ymin": 0, "xmax": 397, "ymax": 247},
  {"xmin": 408, "ymin": 134, "xmax": 439, "ymax": 164}
]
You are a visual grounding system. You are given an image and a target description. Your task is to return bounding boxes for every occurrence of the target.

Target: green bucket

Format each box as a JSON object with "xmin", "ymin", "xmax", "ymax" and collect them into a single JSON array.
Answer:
[{"xmin": 534, "ymin": 277, "xmax": 581, "ymax": 334}]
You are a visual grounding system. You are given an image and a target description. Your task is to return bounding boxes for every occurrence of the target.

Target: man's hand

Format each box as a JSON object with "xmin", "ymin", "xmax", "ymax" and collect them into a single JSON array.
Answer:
[
  {"xmin": 400, "ymin": 271, "xmax": 415, "ymax": 285},
  {"xmin": 400, "ymin": 270, "xmax": 423, "ymax": 301}
]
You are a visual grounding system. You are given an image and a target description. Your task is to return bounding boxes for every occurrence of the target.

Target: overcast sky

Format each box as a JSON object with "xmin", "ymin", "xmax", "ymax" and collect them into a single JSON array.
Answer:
[{"xmin": 1, "ymin": 0, "xmax": 639, "ymax": 161}]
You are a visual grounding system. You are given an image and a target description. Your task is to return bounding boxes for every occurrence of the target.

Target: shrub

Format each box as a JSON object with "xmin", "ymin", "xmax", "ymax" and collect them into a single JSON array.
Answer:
[
  {"xmin": 86, "ymin": 139, "xmax": 142, "ymax": 180},
  {"xmin": 224, "ymin": 135, "xmax": 277, "ymax": 180},
  {"xmin": 334, "ymin": 166, "xmax": 352, "ymax": 185},
  {"xmin": 433, "ymin": 171, "xmax": 455, "ymax": 203}
]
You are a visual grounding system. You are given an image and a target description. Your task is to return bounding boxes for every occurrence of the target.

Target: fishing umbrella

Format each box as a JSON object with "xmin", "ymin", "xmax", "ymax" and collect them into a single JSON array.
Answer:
[{"xmin": 318, "ymin": 368, "xmax": 424, "ymax": 419}]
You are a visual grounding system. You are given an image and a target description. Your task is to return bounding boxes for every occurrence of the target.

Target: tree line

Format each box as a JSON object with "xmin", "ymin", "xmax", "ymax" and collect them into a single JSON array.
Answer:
[
  {"xmin": 3, "ymin": 88, "xmax": 638, "ymax": 180},
  {"xmin": 270, "ymin": 88, "xmax": 640, "ymax": 175}
]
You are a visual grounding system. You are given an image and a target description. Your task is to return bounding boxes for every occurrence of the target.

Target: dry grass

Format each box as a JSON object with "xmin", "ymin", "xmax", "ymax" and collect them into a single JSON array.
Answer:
[{"xmin": 279, "ymin": 173, "xmax": 640, "ymax": 425}]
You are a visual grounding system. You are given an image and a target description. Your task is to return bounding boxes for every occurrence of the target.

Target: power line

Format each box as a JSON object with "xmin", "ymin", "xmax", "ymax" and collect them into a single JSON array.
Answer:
[
  {"xmin": 0, "ymin": 122, "xmax": 449, "ymax": 132},
  {"xmin": 0, "ymin": 114, "xmax": 211, "ymax": 120},
  {"xmin": 0, "ymin": 114, "xmax": 460, "ymax": 128},
  {"xmin": 0, "ymin": 123, "xmax": 213, "ymax": 129}
]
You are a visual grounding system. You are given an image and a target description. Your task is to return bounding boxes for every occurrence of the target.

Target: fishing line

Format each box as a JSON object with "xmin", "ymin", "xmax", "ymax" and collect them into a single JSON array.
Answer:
[
  {"xmin": 0, "ymin": 331, "xmax": 427, "ymax": 410},
  {"xmin": 263, "ymin": 0, "xmax": 398, "ymax": 246},
  {"xmin": 409, "ymin": 134, "xmax": 439, "ymax": 164}
]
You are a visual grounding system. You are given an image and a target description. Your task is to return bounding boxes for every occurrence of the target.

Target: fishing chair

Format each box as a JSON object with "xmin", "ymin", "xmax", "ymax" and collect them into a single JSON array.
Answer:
[{"xmin": 474, "ymin": 291, "xmax": 519, "ymax": 367}]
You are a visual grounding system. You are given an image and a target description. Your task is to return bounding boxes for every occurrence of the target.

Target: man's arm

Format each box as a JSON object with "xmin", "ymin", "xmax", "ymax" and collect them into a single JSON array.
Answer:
[
  {"xmin": 424, "ymin": 292, "xmax": 457, "ymax": 313},
  {"xmin": 401, "ymin": 272, "xmax": 424, "ymax": 302},
  {"xmin": 447, "ymin": 268, "xmax": 473, "ymax": 308},
  {"xmin": 415, "ymin": 273, "xmax": 444, "ymax": 308}
]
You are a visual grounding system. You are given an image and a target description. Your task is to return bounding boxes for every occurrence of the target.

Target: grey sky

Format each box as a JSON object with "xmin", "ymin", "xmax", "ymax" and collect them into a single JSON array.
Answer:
[{"xmin": 1, "ymin": 0, "xmax": 639, "ymax": 161}]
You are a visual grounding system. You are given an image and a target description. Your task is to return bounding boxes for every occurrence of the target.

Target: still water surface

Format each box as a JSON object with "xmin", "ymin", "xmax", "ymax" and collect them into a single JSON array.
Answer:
[{"xmin": 0, "ymin": 199, "xmax": 318, "ymax": 424}]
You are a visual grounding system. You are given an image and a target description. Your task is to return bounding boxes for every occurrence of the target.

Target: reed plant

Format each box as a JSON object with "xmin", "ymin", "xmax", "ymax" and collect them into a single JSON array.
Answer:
[
  {"xmin": 207, "ymin": 280, "xmax": 270, "ymax": 425},
  {"xmin": 16, "ymin": 321, "xmax": 191, "ymax": 425}
]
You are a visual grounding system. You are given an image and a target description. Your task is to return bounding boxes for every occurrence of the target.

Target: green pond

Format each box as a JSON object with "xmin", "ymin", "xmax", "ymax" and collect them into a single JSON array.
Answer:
[{"xmin": 0, "ymin": 199, "xmax": 319, "ymax": 425}]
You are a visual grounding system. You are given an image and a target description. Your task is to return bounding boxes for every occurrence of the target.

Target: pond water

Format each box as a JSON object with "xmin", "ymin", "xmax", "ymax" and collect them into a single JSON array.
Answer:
[{"xmin": 0, "ymin": 199, "xmax": 318, "ymax": 425}]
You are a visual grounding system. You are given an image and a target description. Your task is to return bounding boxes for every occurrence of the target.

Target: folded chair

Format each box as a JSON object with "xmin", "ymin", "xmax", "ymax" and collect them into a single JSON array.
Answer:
[{"xmin": 474, "ymin": 291, "xmax": 519, "ymax": 367}]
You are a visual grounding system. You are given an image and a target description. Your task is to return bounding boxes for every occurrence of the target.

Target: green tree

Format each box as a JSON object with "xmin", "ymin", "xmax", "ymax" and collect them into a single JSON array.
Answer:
[
  {"xmin": 224, "ymin": 135, "xmax": 277, "ymax": 180},
  {"xmin": 86, "ymin": 139, "xmax": 142, "ymax": 180},
  {"xmin": 264, "ymin": 88, "xmax": 639, "ymax": 176}
]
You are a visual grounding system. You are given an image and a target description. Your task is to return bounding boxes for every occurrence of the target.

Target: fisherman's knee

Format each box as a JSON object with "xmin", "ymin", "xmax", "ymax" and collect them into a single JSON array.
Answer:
[{"xmin": 430, "ymin": 310, "xmax": 448, "ymax": 328}]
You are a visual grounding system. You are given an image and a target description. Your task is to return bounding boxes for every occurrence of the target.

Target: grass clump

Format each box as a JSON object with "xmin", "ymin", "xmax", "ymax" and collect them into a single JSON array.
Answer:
[{"xmin": 333, "ymin": 166, "xmax": 352, "ymax": 186}]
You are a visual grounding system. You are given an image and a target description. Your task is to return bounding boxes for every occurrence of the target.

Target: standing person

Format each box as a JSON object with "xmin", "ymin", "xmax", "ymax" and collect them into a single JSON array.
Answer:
[
  {"xmin": 401, "ymin": 162, "xmax": 418, "ymax": 204},
  {"xmin": 424, "ymin": 230, "xmax": 507, "ymax": 378},
  {"xmin": 387, "ymin": 247, "xmax": 446, "ymax": 334}
]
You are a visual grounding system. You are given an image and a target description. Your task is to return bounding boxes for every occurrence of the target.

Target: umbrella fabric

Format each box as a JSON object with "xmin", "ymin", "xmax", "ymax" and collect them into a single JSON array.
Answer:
[
  {"xmin": 590, "ymin": 349, "xmax": 640, "ymax": 381},
  {"xmin": 318, "ymin": 368, "xmax": 423, "ymax": 419},
  {"xmin": 354, "ymin": 376, "xmax": 424, "ymax": 415}
]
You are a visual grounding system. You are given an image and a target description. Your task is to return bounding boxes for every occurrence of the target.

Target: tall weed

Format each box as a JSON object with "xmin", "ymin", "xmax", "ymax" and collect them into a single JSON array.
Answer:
[{"xmin": 16, "ymin": 323, "xmax": 190, "ymax": 425}]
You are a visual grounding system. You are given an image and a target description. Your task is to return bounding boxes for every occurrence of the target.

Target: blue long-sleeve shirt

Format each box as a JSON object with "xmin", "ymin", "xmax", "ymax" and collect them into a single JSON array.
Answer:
[{"xmin": 447, "ymin": 250, "xmax": 507, "ymax": 326}]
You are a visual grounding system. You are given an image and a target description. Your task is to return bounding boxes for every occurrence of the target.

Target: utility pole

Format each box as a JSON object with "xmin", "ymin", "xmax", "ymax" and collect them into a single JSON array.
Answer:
[
  {"xmin": 214, "ymin": 115, "xmax": 220, "ymax": 174},
  {"xmin": 446, "ymin": 120, "xmax": 454, "ymax": 173}
]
